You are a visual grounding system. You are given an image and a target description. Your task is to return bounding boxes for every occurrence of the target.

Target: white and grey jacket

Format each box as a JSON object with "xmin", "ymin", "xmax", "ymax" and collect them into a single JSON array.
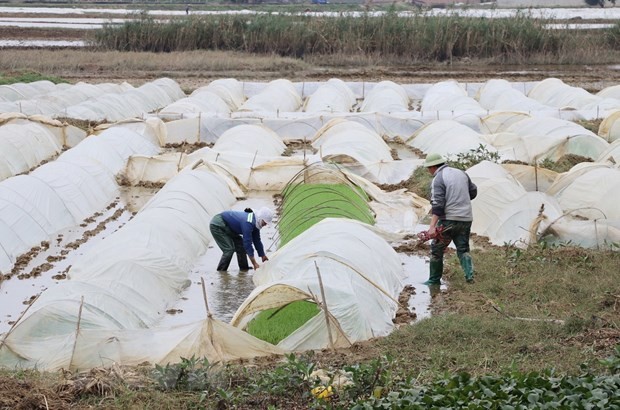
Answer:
[{"xmin": 430, "ymin": 164, "xmax": 477, "ymax": 222}]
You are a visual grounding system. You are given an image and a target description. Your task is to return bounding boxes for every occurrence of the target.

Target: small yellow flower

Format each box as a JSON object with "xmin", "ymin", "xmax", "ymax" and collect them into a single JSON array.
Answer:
[{"xmin": 311, "ymin": 385, "xmax": 333, "ymax": 400}]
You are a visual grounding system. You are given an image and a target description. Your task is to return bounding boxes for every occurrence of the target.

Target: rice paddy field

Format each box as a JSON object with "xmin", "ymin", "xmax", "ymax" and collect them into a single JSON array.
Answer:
[{"xmin": 0, "ymin": 2, "xmax": 619, "ymax": 409}]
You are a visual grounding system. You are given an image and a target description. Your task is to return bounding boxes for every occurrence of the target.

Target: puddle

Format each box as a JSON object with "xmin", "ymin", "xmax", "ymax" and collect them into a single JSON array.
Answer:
[
  {"xmin": 400, "ymin": 253, "xmax": 439, "ymax": 321},
  {"xmin": 0, "ymin": 40, "xmax": 87, "ymax": 48}
]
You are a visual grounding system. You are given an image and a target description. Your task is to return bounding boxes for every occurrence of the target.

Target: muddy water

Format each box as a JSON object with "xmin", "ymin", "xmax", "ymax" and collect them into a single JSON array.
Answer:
[
  {"xmin": 1, "ymin": 184, "xmax": 437, "ymax": 338},
  {"xmin": 0, "ymin": 186, "xmax": 157, "ymax": 336},
  {"xmin": 0, "ymin": 200, "xmax": 134, "ymax": 335}
]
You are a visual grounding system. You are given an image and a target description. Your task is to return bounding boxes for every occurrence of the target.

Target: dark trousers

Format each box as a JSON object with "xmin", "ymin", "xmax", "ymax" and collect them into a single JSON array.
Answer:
[
  {"xmin": 209, "ymin": 214, "xmax": 250, "ymax": 271},
  {"xmin": 428, "ymin": 220, "xmax": 474, "ymax": 284}
]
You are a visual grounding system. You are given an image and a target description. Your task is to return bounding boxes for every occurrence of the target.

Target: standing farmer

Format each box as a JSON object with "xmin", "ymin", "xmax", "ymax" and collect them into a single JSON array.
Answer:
[
  {"xmin": 423, "ymin": 153, "xmax": 477, "ymax": 285},
  {"xmin": 209, "ymin": 207, "xmax": 273, "ymax": 272}
]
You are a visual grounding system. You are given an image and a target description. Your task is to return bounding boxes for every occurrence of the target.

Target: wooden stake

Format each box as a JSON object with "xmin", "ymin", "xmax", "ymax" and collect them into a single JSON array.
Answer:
[
  {"xmin": 314, "ymin": 261, "xmax": 335, "ymax": 351},
  {"xmin": 69, "ymin": 296, "xmax": 85, "ymax": 370},
  {"xmin": 0, "ymin": 293, "xmax": 41, "ymax": 348},
  {"xmin": 201, "ymin": 277, "xmax": 211, "ymax": 318}
]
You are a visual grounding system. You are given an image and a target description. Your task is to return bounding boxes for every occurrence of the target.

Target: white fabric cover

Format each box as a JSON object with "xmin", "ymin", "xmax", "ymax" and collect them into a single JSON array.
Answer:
[
  {"xmin": 0, "ymin": 168, "xmax": 240, "ymax": 370},
  {"xmin": 528, "ymin": 78, "xmax": 620, "ymax": 112},
  {"xmin": 64, "ymin": 78, "xmax": 185, "ymax": 122},
  {"xmin": 476, "ymin": 79, "xmax": 552, "ymax": 112},
  {"xmin": 239, "ymin": 79, "xmax": 301, "ymax": 112},
  {"xmin": 360, "ymin": 81, "xmax": 410, "ymax": 113},
  {"xmin": 214, "ymin": 124, "xmax": 286, "ymax": 156},
  {"xmin": 501, "ymin": 164, "xmax": 558, "ymax": 193},
  {"xmin": 406, "ymin": 119, "xmax": 496, "ymax": 157},
  {"xmin": 468, "ymin": 161, "xmax": 563, "ymax": 247},
  {"xmin": 159, "ymin": 91, "xmax": 231, "ymax": 115},
  {"xmin": 0, "ymin": 82, "xmax": 132, "ymax": 117},
  {"xmin": 485, "ymin": 117, "xmax": 609, "ymax": 162},
  {"xmin": 312, "ymin": 118, "xmax": 413, "ymax": 184},
  {"xmin": 598, "ymin": 110, "xmax": 620, "ymax": 143},
  {"xmin": 0, "ymin": 120, "xmax": 61, "ymax": 180},
  {"xmin": 420, "ymin": 80, "xmax": 488, "ymax": 128},
  {"xmin": 304, "ymin": 78, "xmax": 356, "ymax": 113},
  {"xmin": 232, "ymin": 218, "xmax": 404, "ymax": 351},
  {"xmin": 479, "ymin": 112, "xmax": 531, "ymax": 134},
  {"xmin": 193, "ymin": 78, "xmax": 245, "ymax": 111},
  {"xmin": 597, "ymin": 139, "xmax": 620, "ymax": 164},
  {"xmin": 546, "ymin": 163, "xmax": 620, "ymax": 221},
  {"xmin": 0, "ymin": 121, "xmax": 162, "ymax": 274}
]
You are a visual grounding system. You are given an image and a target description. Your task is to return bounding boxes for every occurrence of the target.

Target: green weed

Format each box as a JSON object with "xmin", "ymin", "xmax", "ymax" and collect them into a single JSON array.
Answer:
[
  {"xmin": 447, "ymin": 144, "xmax": 501, "ymax": 171},
  {"xmin": 0, "ymin": 71, "xmax": 67, "ymax": 85},
  {"xmin": 153, "ymin": 356, "xmax": 214, "ymax": 391}
]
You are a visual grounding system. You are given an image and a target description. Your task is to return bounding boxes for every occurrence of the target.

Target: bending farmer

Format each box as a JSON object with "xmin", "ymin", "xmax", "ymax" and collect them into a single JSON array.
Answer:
[
  {"xmin": 209, "ymin": 207, "xmax": 274, "ymax": 272},
  {"xmin": 423, "ymin": 153, "xmax": 477, "ymax": 285}
]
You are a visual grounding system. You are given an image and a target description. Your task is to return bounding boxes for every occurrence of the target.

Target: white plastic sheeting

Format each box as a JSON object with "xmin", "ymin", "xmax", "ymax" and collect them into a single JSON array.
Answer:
[
  {"xmin": 239, "ymin": 79, "xmax": 301, "ymax": 113},
  {"xmin": 64, "ymin": 78, "xmax": 185, "ymax": 122},
  {"xmin": 597, "ymin": 139, "xmax": 620, "ymax": 164},
  {"xmin": 501, "ymin": 163, "xmax": 558, "ymax": 193},
  {"xmin": 476, "ymin": 79, "xmax": 553, "ymax": 113},
  {"xmin": 312, "ymin": 118, "xmax": 415, "ymax": 184},
  {"xmin": 0, "ymin": 114, "xmax": 86, "ymax": 181},
  {"xmin": 420, "ymin": 80, "xmax": 486, "ymax": 129},
  {"xmin": 0, "ymin": 168, "xmax": 244, "ymax": 370},
  {"xmin": 214, "ymin": 124, "xmax": 286, "ymax": 156},
  {"xmin": 0, "ymin": 317, "xmax": 284, "ymax": 371},
  {"xmin": 232, "ymin": 218, "xmax": 404, "ymax": 351},
  {"xmin": 304, "ymin": 78, "xmax": 356, "ymax": 113},
  {"xmin": 483, "ymin": 117, "xmax": 609, "ymax": 162},
  {"xmin": 406, "ymin": 119, "xmax": 495, "ymax": 157},
  {"xmin": 340, "ymin": 170, "xmax": 431, "ymax": 234},
  {"xmin": 542, "ymin": 219, "xmax": 620, "ymax": 249},
  {"xmin": 0, "ymin": 82, "xmax": 132, "ymax": 117},
  {"xmin": 0, "ymin": 80, "xmax": 57, "ymax": 102},
  {"xmin": 546, "ymin": 163, "xmax": 620, "ymax": 221},
  {"xmin": 479, "ymin": 112, "xmax": 531, "ymax": 134},
  {"xmin": 528, "ymin": 78, "xmax": 620, "ymax": 112},
  {"xmin": 159, "ymin": 91, "xmax": 230, "ymax": 115},
  {"xmin": 468, "ymin": 161, "xmax": 563, "ymax": 247},
  {"xmin": 359, "ymin": 81, "xmax": 410, "ymax": 113},
  {"xmin": 193, "ymin": 78, "xmax": 245, "ymax": 111},
  {"xmin": 125, "ymin": 148, "xmax": 312, "ymax": 192},
  {"xmin": 0, "ymin": 120, "xmax": 162, "ymax": 274},
  {"xmin": 598, "ymin": 110, "xmax": 620, "ymax": 143}
]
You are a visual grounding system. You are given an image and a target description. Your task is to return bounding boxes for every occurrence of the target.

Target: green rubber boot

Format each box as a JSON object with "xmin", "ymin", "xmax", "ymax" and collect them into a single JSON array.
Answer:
[
  {"xmin": 459, "ymin": 252, "xmax": 474, "ymax": 283},
  {"xmin": 424, "ymin": 259, "xmax": 443, "ymax": 285}
]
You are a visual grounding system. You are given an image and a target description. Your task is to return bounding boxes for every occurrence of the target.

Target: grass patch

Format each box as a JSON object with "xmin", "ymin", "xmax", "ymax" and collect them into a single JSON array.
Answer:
[
  {"xmin": 377, "ymin": 244, "xmax": 620, "ymax": 379},
  {"xmin": 539, "ymin": 154, "xmax": 594, "ymax": 173},
  {"xmin": 278, "ymin": 183, "xmax": 374, "ymax": 246},
  {"xmin": 246, "ymin": 301, "xmax": 320, "ymax": 345},
  {"xmin": 0, "ymin": 70, "xmax": 66, "ymax": 85}
]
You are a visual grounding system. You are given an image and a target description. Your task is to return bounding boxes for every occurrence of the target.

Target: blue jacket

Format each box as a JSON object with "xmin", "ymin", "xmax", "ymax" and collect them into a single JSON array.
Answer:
[{"xmin": 220, "ymin": 210, "xmax": 266, "ymax": 258}]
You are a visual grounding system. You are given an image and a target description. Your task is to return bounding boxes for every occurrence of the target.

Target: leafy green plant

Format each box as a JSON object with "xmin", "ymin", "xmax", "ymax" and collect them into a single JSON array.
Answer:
[
  {"xmin": 153, "ymin": 356, "xmax": 214, "ymax": 391},
  {"xmin": 447, "ymin": 144, "xmax": 501, "ymax": 171},
  {"xmin": 248, "ymin": 353, "xmax": 318, "ymax": 397},
  {"xmin": 601, "ymin": 345, "xmax": 620, "ymax": 374}
]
